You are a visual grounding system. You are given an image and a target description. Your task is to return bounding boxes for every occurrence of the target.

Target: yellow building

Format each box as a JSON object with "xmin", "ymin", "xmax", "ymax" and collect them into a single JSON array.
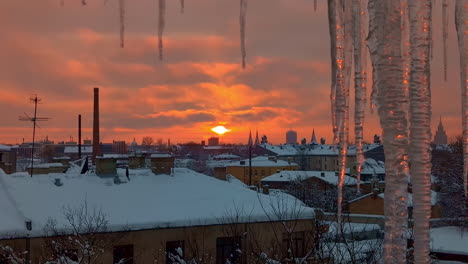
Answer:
[
  {"xmin": 226, "ymin": 156, "xmax": 299, "ymax": 185},
  {"xmin": 0, "ymin": 167, "xmax": 318, "ymax": 264}
]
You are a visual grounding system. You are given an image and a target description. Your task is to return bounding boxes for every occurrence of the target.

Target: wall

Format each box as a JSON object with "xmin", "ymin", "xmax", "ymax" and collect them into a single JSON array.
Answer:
[{"xmin": 0, "ymin": 219, "xmax": 317, "ymax": 264}]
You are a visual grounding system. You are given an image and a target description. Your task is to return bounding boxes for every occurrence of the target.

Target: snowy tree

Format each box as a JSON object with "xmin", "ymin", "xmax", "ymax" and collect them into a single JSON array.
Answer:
[{"xmin": 42, "ymin": 201, "xmax": 127, "ymax": 264}]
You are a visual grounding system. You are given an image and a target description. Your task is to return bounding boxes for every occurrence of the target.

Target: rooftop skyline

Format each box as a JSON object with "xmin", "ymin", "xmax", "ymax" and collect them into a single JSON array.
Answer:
[{"xmin": 0, "ymin": 0, "xmax": 462, "ymax": 144}]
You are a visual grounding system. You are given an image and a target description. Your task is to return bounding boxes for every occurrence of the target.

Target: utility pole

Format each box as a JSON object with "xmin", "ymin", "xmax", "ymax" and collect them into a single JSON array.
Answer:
[{"xmin": 19, "ymin": 95, "xmax": 50, "ymax": 177}]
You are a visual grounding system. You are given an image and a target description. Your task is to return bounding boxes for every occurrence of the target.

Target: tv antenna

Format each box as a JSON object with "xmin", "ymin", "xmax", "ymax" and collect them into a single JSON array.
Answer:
[{"xmin": 19, "ymin": 95, "xmax": 51, "ymax": 176}]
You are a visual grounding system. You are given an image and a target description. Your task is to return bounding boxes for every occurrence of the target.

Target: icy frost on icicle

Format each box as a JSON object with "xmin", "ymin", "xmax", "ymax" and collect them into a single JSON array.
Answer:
[
  {"xmin": 442, "ymin": 0, "xmax": 448, "ymax": 81},
  {"xmin": 158, "ymin": 0, "xmax": 166, "ymax": 60},
  {"xmin": 240, "ymin": 0, "xmax": 248, "ymax": 68},
  {"xmin": 327, "ymin": 0, "xmax": 340, "ymax": 147},
  {"xmin": 368, "ymin": 0, "xmax": 409, "ymax": 263},
  {"xmin": 455, "ymin": 0, "xmax": 468, "ymax": 197},
  {"xmin": 408, "ymin": 0, "xmax": 432, "ymax": 263},
  {"xmin": 119, "ymin": 0, "xmax": 125, "ymax": 48},
  {"xmin": 352, "ymin": 0, "xmax": 367, "ymax": 193}
]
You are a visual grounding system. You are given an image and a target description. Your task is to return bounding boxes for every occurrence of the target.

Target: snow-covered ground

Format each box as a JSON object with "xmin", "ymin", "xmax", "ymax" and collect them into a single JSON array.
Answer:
[
  {"xmin": 430, "ymin": 226, "xmax": 468, "ymax": 255},
  {"xmin": 0, "ymin": 168, "xmax": 315, "ymax": 239}
]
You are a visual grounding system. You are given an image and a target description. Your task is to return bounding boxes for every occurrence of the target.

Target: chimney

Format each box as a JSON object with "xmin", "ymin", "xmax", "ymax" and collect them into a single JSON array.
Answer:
[
  {"xmin": 92, "ymin": 87, "xmax": 101, "ymax": 163},
  {"xmin": 78, "ymin": 114, "xmax": 82, "ymax": 159}
]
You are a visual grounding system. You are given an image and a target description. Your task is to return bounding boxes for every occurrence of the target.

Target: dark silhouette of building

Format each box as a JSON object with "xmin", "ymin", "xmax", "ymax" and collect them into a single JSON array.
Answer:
[{"xmin": 434, "ymin": 117, "xmax": 448, "ymax": 145}]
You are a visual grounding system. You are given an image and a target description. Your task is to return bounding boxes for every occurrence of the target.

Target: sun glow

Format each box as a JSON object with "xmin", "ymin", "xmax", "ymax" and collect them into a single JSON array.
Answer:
[{"xmin": 211, "ymin": 126, "xmax": 231, "ymax": 135}]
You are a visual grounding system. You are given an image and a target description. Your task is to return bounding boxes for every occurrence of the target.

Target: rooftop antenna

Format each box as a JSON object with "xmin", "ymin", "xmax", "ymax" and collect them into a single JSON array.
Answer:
[{"xmin": 19, "ymin": 95, "xmax": 51, "ymax": 177}]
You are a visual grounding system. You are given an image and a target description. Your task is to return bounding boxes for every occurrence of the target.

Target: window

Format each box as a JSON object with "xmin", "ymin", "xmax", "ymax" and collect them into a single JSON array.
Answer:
[
  {"xmin": 216, "ymin": 236, "xmax": 242, "ymax": 264},
  {"xmin": 113, "ymin": 245, "xmax": 134, "ymax": 264},
  {"xmin": 166, "ymin": 240, "xmax": 184, "ymax": 264},
  {"xmin": 282, "ymin": 232, "xmax": 305, "ymax": 258}
]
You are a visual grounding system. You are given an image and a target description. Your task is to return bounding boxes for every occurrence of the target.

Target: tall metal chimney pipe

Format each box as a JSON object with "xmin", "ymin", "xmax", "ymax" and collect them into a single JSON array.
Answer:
[
  {"xmin": 92, "ymin": 87, "xmax": 101, "ymax": 163},
  {"xmin": 78, "ymin": 114, "xmax": 82, "ymax": 159}
]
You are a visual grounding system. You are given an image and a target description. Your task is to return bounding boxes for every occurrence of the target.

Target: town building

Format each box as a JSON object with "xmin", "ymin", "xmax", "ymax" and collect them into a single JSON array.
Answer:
[
  {"xmin": 0, "ymin": 168, "xmax": 316, "ymax": 264},
  {"xmin": 0, "ymin": 145, "xmax": 17, "ymax": 174},
  {"xmin": 225, "ymin": 156, "xmax": 299, "ymax": 185},
  {"xmin": 433, "ymin": 117, "xmax": 448, "ymax": 145},
  {"xmin": 286, "ymin": 130, "xmax": 298, "ymax": 145}
]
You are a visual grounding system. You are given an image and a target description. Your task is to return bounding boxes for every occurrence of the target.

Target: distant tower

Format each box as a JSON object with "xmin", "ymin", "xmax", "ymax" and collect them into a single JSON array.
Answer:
[
  {"xmin": 434, "ymin": 117, "xmax": 448, "ymax": 144},
  {"xmin": 92, "ymin": 87, "xmax": 101, "ymax": 162},
  {"xmin": 286, "ymin": 130, "xmax": 298, "ymax": 144},
  {"xmin": 311, "ymin": 129, "xmax": 318, "ymax": 144},
  {"xmin": 261, "ymin": 135, "xmax": 268, "ymax": 144},
  {"xmin": 255, "ymin": 129, "xmax": 260, "ymax": 145}
]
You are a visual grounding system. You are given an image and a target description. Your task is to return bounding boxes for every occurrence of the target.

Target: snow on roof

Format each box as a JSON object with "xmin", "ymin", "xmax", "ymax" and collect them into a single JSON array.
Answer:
[
  {"xmin": 360, "ymin": 158, "xmax": 385, "ymax": 174},
  {"xmin": 261, "ymin": 170, "xmax": 358, "ymax": 186},
  {"xmin": 431, "ymin": 226, "xmax": 468, "ymax": 255},
  {"xmin": 150, "ymin": 153, "xmax": 172, "ymax": 158},
  {"xmin": 213, "ymin": 153, "xmax": 240, "ymax": 160},
  {"xmin": 27, "ymin": 163, "xmax": 64, "ymax": 169},
  {"xmin": 0, "ymin": 168, "xmax": 314, "ymax": 239},
  {"xmin": 0, "ymin": 144, "xmax": 12, "ymax": 151},
  {"xmin": 259, "ymin": 143, "xmax": 382, "ymax": 157},
  {"xmin": 227, "ymin": 156, "xmax": 297, "ymax": 167},
  {"xmin": 378, "ymin": 191, "xmax": 438, "ymax": 206},
  {"xmin": 63, "ymin": 146, "xmax": 92, "ymax": 154},
  {"xmin": 327, "ymin": 222, "xmax": 381, "ymax": 235}
]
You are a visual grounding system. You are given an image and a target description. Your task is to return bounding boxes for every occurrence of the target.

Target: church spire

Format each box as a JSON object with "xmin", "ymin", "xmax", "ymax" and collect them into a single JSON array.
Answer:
[
  {"xmin": 311, "ymin": 129, "xmax": 318, "ymax": 144},
  {"xmin": 248, "ymin": 129, "xmax": 253, "ymax": 146},
  {"xmin": 434, "ymin": 116, "xmax": 448, "ymax": 144},
  {"xmin": 255, "ymin": 129, "xmax": 260, "ymax": 145}
]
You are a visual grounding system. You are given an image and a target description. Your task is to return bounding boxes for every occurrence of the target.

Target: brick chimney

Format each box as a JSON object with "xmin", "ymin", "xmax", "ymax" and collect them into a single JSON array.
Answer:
[{"xmin": 92, "ymin": 87, "xmax": 101, "ymax": 162}]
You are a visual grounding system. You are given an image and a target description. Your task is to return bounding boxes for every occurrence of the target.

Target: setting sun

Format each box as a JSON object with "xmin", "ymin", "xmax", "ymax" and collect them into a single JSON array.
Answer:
[{"xmin": 211, "ymin": 125, "xmax": 231, "ymax": 135}]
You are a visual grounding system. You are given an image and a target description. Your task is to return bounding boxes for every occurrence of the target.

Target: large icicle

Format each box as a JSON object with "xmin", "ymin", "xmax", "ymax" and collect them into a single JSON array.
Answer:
[
  {"xmin": 368, "ymin": 0, "xmax": 409, "ymax": 263},
  {"xmin": 328, "ymin": 0, "xmax": 340, "ymax": 147},
  {"xmin": 240, "ymin": 0, "xmax": 248, "ymax": 68},
  {"xmin": 442, "ymin": 0, "xmax": 448, "ymax": 81},
  {"xmin": 408, "ymin": 0, "xmax": 432, "ymax": 263},
  {"xmin": 352, "ymin": 0, "xmax": 367, "ymax": 193},
  {"xmin": 180, "ymin": 0, "xmax": 185, "ymax": 13},
  {"xmin": 314, "ymin": 0, "xmax": 318, "ymax": 12},
  {"xmin": 158, "ymin": 0, "xmax": 166, "ymax": 60},
  {"xmin": 119, "ymin": 0, "xmax": 125, "ymax": 48},
  {"xmin": 82, "ymin": 0, "xmax": 86, "ymax": 5},
  {"xmin": 455, "ymin": 0, "xmax": 468, "ymax": 198}
]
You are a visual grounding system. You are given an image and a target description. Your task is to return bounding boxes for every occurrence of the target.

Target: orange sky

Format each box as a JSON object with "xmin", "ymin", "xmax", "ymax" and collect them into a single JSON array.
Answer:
[{"xmin": 0, "ymin": 0, "xmax": 463, "ymax": 145}]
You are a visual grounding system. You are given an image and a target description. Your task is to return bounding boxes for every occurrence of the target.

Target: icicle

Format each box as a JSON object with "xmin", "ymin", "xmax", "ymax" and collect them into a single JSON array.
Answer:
[
  {"xmin": 180, "ymin": 0, "xmax": 184, "ymax": 13},
  {"xmin": 60, "ymin": 0, "xmax": 65, "ymax": 7},
  {"xmin": 158, "ymin": 0, "xmax": 166, "ymax": 60},
  {"xmin": 119, "ymin": 0, "xmax": 125, "ymax": 48},
  {"xmin": 82, "ymin": 0, "xmax": 86, "ymax": 5},
  {"xmin": 455, "ymin": 0, "xmax": 468, "ymax": 198},
  {"xmin": 352, "ymin": 0, "xmax": 367, "ymax": 194},
  {"xmin": 240, "ymin": 0, "xmax": 248, "ymax": 69},
  {"xmin": 314, "ymin": 0, "xmax": 318, "ymax": 12},
  {"xmin": 327, "ymin": 0, "xmax": 340, "ymax": 147},
  {"xmin": 442, "ymin": 0, "xmax": 448, "ymax": 81},
  {"xmin": 368, "ymin": 0, "xmax": 409, "ymax": 263},
  {"xmin": 328, "ymin": 0, "xmax": 348, "ymax": 226},
  {"xmin": 408, "ymin": 0, "xmax": 432, "ymax": 263}
]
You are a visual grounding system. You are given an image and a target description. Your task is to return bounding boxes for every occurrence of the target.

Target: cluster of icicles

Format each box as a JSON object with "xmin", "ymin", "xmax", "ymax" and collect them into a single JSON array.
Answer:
[
  {"xmin": 64, "ymin": 0, "xmax": 466, "ymax": 263},
  {"xmin": 330, "ymin": 0, "xmax": 467, "ymax": 263}
]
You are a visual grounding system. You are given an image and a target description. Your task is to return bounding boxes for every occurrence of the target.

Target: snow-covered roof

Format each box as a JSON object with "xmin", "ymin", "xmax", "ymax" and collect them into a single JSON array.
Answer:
[
  {"xmin": 431, "ymin": 226, "xmax": 468, "ymax": 255},
  {"xmin": 227, "ymin": 156, "xmax": 297, "ymax": 167},
  {"xmin": 378, "ymin": 191, "xmax": 438, "ymax": 206},
  {"xmin": 63, "ymin": 146, "xmax": 92, "ymax": 154},
  {"xmin": 360, "ymin": 158, "xmax": 385, "ymax": 175},
  {"xmin": 327, "ymin": 222, "xmax": 381, "ymax": 235},
  {"xmin": 0, "ymin": 168, "xmax": 314, "ymax": 239},
  {"xmin": 258, "ymin": 143, "xmax": 382, "ymax": 157},
  {"xmin": 0, "ymin": 144, "xmax": 12, "ymax": 151},
  {"xmin": 150, "ymin": 153, "xmax": 172, "ymax": 158},
  {"xmin": 27, "ymin": 163, "xmax": 64, "ymax": 169},
  {"xmin": 350, "ymin": 191, "xmax": 438, "ymax": 206},
  {"xmin": 260, "ymin": 170, "xmax": 358, "ymax": 186},
  {"xmin": 213, "ymin": 153, "xmax": 240, "ymax": 160}
]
